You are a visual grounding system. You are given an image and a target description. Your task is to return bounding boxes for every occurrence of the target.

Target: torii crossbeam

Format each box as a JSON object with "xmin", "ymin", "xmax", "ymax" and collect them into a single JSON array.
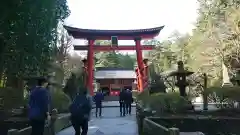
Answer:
[
  {"xmin": 64, "ymin": 25, "xmax": 164, "ymax": 95},
  {"xmin": 74, "ymin": 45, "xmax": 155, "ymax": 51}
]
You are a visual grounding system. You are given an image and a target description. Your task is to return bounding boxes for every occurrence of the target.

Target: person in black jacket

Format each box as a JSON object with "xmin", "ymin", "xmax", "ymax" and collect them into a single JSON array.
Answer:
[
  {"xmin": 94, "ymin": 91, "xmax": 104, "ymax": 117},
  {"xmin": 119, "ymin": 89, "xmax": 126, "ymax": 116},
  {"xmin": 69, "ymin": 89, "xmax": 92, "ymax": 135},
  {"xmin": 125, "ymin": 89, "xmax": 133, "ymax": 115}
]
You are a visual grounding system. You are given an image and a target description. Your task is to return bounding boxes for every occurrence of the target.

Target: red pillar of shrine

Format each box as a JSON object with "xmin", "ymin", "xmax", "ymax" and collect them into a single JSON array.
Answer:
[
  {"xmin": 143, "ymin": 59, "xmax": 149, "ymax": 88},
  {"xmin": 87, "ymin": 38, "xmax": 95, "ymax": 95},
  {"xmin": 135, "ymin": 37, "xmax": 144, "ymax": 92}
]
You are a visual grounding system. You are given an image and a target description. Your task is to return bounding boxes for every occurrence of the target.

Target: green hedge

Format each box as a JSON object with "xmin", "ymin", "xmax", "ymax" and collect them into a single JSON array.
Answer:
[
  {"xmin": 0, "ymin": 87, "xmax": 24, "ymax": 110},
  {"xmin": 136, "ymin": 91, "xmax": 193, "ymax": 135},
  {"xmin": 7, "ymin": 113, "xmax": 71, "ymax": 135},
  {"xmin": 207, "ymin": 86, "xmax": 240, "ymax": 109},
  {"xmin": 207, "ymin": 86, "xmax": 240, "ymax": 100},
  {"xmin": 51, "ymin": 90, "xmax": 71, "ymax": 113},
  {"xmin": 151, "ymin": 116, "xmax": 240, "ymax": 135},
  {"xmin": 143, "ymin": 117, "xmax": 179, "ymax": 135},
  {"xmin": 137, "ymin": 92, "xmax": 192, "ymax": 115},
  {"xmin": 22, "ymin": 89, "xmax": 71, "ymax": 113},
  {"xmin": 136, "ymin": 92, "xmax": 192, "ymax": 135},
  {"xmin": 54, "ymin": 114, "xmax": 71, "ymax": 132}
]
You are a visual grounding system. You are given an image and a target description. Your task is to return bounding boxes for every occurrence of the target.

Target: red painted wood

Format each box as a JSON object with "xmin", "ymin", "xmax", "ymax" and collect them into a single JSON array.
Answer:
[
  {"xmin": 135, "ymin": 40, "xmax": 144, "ymax": 92},
  {"xmin": 87, "ymin": 39, "xmax": 94, "ymax": 96},
  {"xmin": 64, "ymin": 25, "xmax": 164, "ymax": 39},
  {"xmin": 143, "ymin": 61, "xmax": 149, "ymax": 90},
  {"xmin": 67, "ymin": 26, "xmax": 164, "ymax": 94},
  {"xmin": 97, "ymin": 79, "xmax": 134, "ymax": 86},
  {"xmin": 74, "ymin": 45, "xmax": 155, "ymax": 51},
  {"xmin": 73, "ymin": 34, "xmax": 159, "ymax": 40},
  {"xmin": 136, "ymin": 68, "xmax": 141, "ymax": 92}
]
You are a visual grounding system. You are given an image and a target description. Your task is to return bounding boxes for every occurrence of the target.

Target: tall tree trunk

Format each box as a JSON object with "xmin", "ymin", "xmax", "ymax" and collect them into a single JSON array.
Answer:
[{"xmin": 0, "ymin": 38, "xmax": 5, "ymax": 84}]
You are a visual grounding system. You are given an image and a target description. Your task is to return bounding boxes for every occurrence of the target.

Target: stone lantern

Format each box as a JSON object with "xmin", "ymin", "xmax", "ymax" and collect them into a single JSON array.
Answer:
[{"xmin": 168, "ymin": 61, "xmax": 194, "ymax": 97}]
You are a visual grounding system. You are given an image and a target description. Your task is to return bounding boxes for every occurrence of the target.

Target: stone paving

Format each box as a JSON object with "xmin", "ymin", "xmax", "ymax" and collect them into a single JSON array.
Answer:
[
  {"xmin": 92, "ymin": 101, "xmax": 136, "ymax": 108},
  {"xmin": 181, "ymin": 132, "xmax": 205, "ymax": 135},
  {"xmin": 57, "ymin": 101, "xmax": 206, "ymax": 135},
  {"xmin": 57, "ymin": 107, "xmax": 137, "ymax": 135}
]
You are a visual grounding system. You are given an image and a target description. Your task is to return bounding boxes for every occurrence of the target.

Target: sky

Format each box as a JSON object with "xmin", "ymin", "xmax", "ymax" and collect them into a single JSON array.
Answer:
[{"xmin": 65, "ymin": 0, "xmax": 199, "ymax": 55}]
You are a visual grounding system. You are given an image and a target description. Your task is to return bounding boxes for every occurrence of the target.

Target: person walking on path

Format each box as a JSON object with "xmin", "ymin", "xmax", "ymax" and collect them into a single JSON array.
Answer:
[
  {"xmin": 125, "ymin": 89, "xmax": 133, "ymax": 115},
  {"xmin": 119, "ymin": 89, "xmax": 127, "ymax": 116},
  {"xmin": 28, "ymin": 77, "xmax": 51, "ymax": 135},
  {"xmin": 69, "ymin": 89, "xmax": 92, "ymax": 135},
  {"xmin": 94, "ymin": 90, "xmax": 104, "ymax": 117}
]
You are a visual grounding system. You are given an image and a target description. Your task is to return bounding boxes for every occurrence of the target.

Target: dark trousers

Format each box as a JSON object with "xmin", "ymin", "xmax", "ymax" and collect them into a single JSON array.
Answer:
[
  {"xmin": 30, "ymin": 119, "xmax": 45, "ymax": 135},
  {"xmin": 119, "ymin": 102, "xmax": 125, "ymax": 116},
  {"xmin": 126, "ymin": 102, "xmax": 132, "ymax": 114},
  {"xmin": 95, "ymin": 103, "xmax": 102, "ymax": 117},
  {"xmin": 71, "ymin": 117, "xmax": 88, "ymax": 135}
]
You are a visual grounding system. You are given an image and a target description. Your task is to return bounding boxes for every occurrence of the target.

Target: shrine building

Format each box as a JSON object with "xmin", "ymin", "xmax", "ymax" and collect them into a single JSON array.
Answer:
[{"xmin": 94, "ymin": 67, "xmax": 136, "ymax": 96}]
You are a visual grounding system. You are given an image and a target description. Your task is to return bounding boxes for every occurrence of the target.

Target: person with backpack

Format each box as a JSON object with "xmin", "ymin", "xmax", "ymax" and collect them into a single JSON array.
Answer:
[
  {"xmin": 28, "ymin": 77, "xmax": 51, "ymax": 135},
  {"xmin": 69, "ymin": 89, "xmax": 92, "ymax": 135},
  {"xmin": 94, "ymin": 90, "xmax": 104, "ymax": 117}
]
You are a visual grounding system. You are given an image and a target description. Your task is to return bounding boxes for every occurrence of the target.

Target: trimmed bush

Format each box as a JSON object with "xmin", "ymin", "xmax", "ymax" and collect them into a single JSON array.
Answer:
[
  {"xmin": 0, "ymin": 87, "xmax": 23, "ymax": 110},
  {"xmin": 132, "ymin": 90, "xmax": 139, "ymax": 98},
  {"xmin": 151, "ymin": 116, "xmax": 240, "ymax": 135},
  {"xmin": 137, "ymin": 91, "xmax": 191, "ymax": 115},
  {"xmin": 7, "ymin": 114, "xmax": 71, "ymax": 135},
  {"xmin": 22, "ymin": 89, "xmax": 71, "ymax": 113},
  {"xmin": 137, "ymin": 90, "xmax": 149, "ymax": 103},
  {"xmin": 51, "ymin": 90, "xmax": 71, "ymax": 113},
  {"xmin": 207, "ymin": 86, "xmax": 240, "ymax": 109}
]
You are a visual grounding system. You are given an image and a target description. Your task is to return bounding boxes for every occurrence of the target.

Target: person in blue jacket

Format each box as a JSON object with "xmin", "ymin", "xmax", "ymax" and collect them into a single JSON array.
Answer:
[
  {"xmin": 28, "ymin": 77, "xmax": 51, "ymax": 135},
  {"xmin": 94, "ymin": 90, "xmax": 104, "ymax": 117}
]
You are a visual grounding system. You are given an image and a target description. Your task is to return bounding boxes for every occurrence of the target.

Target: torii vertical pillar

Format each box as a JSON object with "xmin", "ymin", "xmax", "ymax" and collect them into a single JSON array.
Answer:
[
  {"xmin": 87, "ymin": 38, "xmax": 95, "ymax": 95},
  {"xmin": 135, "ymin": 37, "xmax": 144, "ymax": 92},
  {"xmin": 143, "ymin": 59, "xmax": 149, "ymax": 88}
]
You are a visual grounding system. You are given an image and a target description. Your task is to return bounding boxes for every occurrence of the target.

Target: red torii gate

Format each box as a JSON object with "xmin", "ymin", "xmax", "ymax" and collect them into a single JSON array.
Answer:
[{"xmin": 64, "ymin": 26, "xmax": 164, "ymax": 95}]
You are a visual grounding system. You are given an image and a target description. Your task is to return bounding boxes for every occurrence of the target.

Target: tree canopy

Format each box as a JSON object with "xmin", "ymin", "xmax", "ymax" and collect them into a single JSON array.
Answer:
[
  {"xmin": 146, "ymin": 0, "xmax": 240, "ymax": 87},
  {"xmin": 0, "ymin": 0, "xmax": 70, "ymax": 87},
  {"xmin": 2, "ymin": 0, "xmax": 240, "ymax": 93},
  {"xmin": 94, "ymin": 40, "xmax": 136, "ymax": 69},
  {"xmin": 0, "ymin": 0, "xmax": 69, "ymax": 76}
]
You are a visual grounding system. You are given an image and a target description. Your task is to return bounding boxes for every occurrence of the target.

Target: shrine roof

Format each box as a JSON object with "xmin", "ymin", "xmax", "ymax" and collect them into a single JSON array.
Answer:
[
  {"xmin": 64, "ymin": 25, "xmax": 164, "ymax": 39},
  {"xmin": 95, "ymin": 68, "xmax": 136, "ymax": 79}
]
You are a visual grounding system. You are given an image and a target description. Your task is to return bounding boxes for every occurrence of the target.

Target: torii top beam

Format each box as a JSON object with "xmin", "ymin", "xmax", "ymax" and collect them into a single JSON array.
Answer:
[{"xmin": 64, "ymin": 25, "xmax": 164, "ymax": 40}]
